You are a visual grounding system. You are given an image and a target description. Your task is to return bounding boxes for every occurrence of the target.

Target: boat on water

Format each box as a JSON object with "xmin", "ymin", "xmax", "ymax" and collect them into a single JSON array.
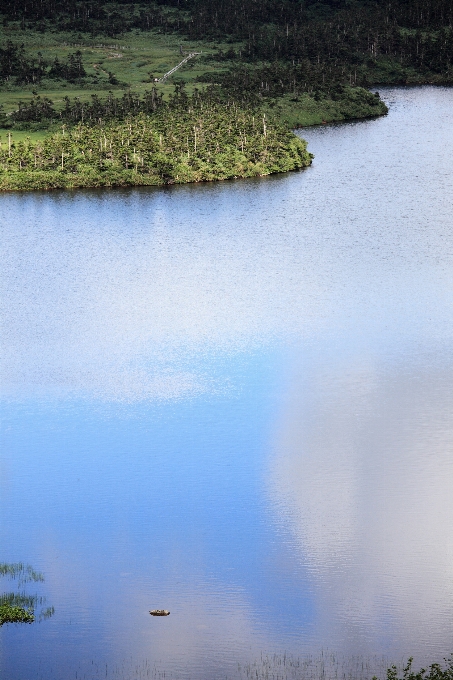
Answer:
[{"xmin": 149, "ymin": 609, "xmax": 170, "ymax": 616}]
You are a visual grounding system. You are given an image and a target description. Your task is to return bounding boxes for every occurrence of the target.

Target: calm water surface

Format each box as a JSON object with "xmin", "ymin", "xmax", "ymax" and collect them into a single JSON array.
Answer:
[{"xmin": 1, "ymin": 87, "xmax": 452, "ymax": 680}]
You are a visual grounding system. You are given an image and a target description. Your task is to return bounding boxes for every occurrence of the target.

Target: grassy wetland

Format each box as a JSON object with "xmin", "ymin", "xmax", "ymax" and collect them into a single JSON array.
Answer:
[
  {"xmin": 0, "ymin": 5, "xmax": 398, "ymax": 190},
  {"xmin": 0, "ymin": 30, "xmax": 316, "ymax": 188},
  {"xmin": 10, "ymin": 0, "xmax": 453, "ymax": 189},
  {"xmin": 0, "ymin": 25, "xmax": 389, "ymax": 134}
]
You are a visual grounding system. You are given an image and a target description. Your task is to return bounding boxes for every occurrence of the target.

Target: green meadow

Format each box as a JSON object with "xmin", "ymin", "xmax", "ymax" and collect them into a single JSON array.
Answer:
[
  {"xmin": 0, "ymin": 25, "xmax": 386, "ymax": 146},
  {"xmin": 0, "ymin": 20, "xmax": 388, "ymax": 189}
]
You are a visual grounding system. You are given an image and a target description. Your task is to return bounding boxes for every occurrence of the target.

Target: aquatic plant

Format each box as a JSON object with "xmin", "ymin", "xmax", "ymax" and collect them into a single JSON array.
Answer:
[
  {"xmin": 0, "ymin": 562, "xmax": 44, "ymax": 585},
  {"xmin": 0, "ymin": 562, "xmax": 54, "ymax": 626},
  {"xmin": 380, "ymin": 657, "xmax": 453, "ymax": 680},
  {"xmin": 0, "ymin": 603, "xmax": 35, "ymax": 626},
  {"xmin": 84, "ymin": 653, "xmax": 453, "ymax": 680}
]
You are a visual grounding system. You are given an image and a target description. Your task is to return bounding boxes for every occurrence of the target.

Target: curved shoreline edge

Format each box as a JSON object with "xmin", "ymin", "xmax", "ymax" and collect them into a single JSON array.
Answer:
[
  {"xmin": 0, "ymin": 164, "xmax": 309, "ymax": 192},
  {"xmin": 0, "ymin": 86, "xmax": 388, "ymax": 192},
  {"xmin": 0, "ymin": 108, "xmax": 314, "ymax": 192}
]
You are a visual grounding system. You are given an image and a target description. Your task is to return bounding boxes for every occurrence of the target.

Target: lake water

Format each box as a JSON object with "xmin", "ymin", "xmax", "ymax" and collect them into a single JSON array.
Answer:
[{"xmin": 1, "ymin": 87, "xmax": 452, "ymax": 680}]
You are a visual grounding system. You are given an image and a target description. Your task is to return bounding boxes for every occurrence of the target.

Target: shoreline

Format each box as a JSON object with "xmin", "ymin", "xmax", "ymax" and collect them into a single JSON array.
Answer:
[
  {"xmin": 0, "ymin": 108, "xmax": 313, "ymax": 192},
  {"xmin": 0, "ymin": 164, "xmax": 309, "ymax": 192},
  {"xmin": 0, "ymin": 86, "xmax": 389, "ymax": 192}
]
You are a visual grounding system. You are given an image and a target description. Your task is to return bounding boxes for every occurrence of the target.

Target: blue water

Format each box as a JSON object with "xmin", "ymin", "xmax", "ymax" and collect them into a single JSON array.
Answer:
[{"xmin": 1, "ymin": 87, "xmax": 453, "ymax": 680}]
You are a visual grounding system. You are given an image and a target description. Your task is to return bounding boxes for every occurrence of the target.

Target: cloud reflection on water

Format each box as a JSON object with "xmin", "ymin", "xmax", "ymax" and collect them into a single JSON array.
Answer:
[
  {"xmin": 1, "ymin": 183, "xmax": 331, "ymax": 402},
  {"xmin": 270, "ymin": 348, "xmax": 453, "ymax": 660},
  {"xmin": 1, "ymin": 87, "xmax": 453, "ymax": 679}
]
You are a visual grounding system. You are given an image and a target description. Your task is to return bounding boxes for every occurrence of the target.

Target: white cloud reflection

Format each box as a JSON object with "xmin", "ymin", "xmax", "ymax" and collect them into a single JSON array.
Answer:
[
  {"xmin": 2, "ymin": 180, "xmax": 453, "ymax": 404},
  {"xmin": 1, "ymin": 87, "xmax": 453, "ymax": 678},
  {"xmin": 269, "ymin": 351, "xmax": 453, "ymax": 660},
  {"xmin": 1, "ymin": 189, "xmax": 330, "ymax": 402}
]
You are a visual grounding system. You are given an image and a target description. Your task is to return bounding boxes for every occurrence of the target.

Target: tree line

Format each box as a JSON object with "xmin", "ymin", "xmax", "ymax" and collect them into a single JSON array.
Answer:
[
  {"xmin": 1, "ymin": 87, "xmax": 168, "ymax": 128},
  {"xmin": 200, "ymin": 61, "xmax": 382, "ymax": 99},
  {"xmin": 0, "ymin": 94, "xmax": 313, "ymax": 190},
  {"xmin": 0, "ymin": 1, "xmax": 451, "ymax": 95},
  {"xmin": 0, "ymin": 42, "xmax": 87, "ymax": 85},
  {"xmin": 218, "ymin": 5, "xmax": 453, "ymax": 81},
  {"xmin": 1, "ymin": 1, "xmax": 452, "ymax": 34}
]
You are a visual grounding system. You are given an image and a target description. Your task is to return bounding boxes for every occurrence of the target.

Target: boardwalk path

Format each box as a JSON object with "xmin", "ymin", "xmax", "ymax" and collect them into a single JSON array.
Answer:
[{"xmin": 158, "ymin": 53, "xmax": 201, "ymax": 82}]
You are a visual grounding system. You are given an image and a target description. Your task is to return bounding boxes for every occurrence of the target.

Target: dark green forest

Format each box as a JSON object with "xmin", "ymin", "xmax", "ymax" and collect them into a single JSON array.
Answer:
[
  {"xmin": 1, "ymin": 0, "xmax": 452, "ymax": 92},
  {"xmin": 0, "ymin": 42, "xmax": 87, "ymax": 86},
  {"xmin": 1, "ymin": 0, "xmax": 451, "ymax": 111}
]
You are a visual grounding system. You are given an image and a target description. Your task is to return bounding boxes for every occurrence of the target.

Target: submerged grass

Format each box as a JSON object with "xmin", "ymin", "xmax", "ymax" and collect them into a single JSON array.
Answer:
[
  {"xmin": 51, "ymin": 654, "xmax": 453, "ymax": 680},
  {"xmin": 0, "ymin": 562, "xmax": 54, "ymax": 626}
]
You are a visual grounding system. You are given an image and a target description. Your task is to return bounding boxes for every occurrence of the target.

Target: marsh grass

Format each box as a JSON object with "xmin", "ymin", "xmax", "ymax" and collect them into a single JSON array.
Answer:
[
  {"xmin": 238, "ymin": 652, "xmax": 391, "ymax": 680},
  {"xmin": 0, "ymin": 28, "xmax": 228, "ymax": 110},
  {"xmin": 54, "ymin": 653, "xmax": 453, "ymax": 680},
  {"xmin": 264, "ymin": 91, "xmax": 388, "ymax": 128},
  {"xmin": 380, "ymin": 657, "xmax": 453, "ymax": 680},
  {"xmin": 0, "ymin": 562, "xmax": 54, "ymax": 626}
]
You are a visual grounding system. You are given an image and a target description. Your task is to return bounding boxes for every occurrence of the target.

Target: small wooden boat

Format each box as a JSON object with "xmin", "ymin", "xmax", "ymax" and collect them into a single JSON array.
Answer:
[{"xmin": 149, "ymin": 609, "xmax": 170, "ymax": 616}]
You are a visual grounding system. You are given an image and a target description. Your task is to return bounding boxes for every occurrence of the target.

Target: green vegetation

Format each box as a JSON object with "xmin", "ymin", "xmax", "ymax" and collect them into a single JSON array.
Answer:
[
  {"xmin": 0, "ymin": 94, "xmax": 313, "ymax": 191},
  {"xmin": 0, "ymin": 562, "xmax": 54, "ymax": 626},
  {"xmin": 264, "ymin": 88, "xmax": 387, "ymax": 128},
  {"xmin": 0, "ymin": 603, "xmax": 35, "ymax": 625},
  {"xmin": 1, "ymin": 0, "xmax": 450, "ymax": 91},
  {"xmin": 0, "ymin": 29, "xmax": 219, "ymax": 99},
  {"xmin": 237, "ymin": 654, "xmax": 453, "ymax": 680},
  {"xmin": 0, "ymin": 0, "xmax": 450, "ymax": 190},
  {"xmin": 378, "ymin": 657, "xmax": 453, "ymax": 680}
]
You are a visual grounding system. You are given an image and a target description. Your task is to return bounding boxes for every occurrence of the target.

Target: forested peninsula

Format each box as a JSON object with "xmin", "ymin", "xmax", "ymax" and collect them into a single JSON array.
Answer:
[
  {"xmin": 0, "ymin": 96, "xmax": 313, "ymax": 190},
  {"xmin": 0, "ymin": 0, "xmax": 451, "ymax": 190}
]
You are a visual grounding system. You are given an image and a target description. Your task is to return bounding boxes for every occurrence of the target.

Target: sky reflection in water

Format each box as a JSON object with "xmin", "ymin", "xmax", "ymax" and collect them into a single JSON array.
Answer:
[{"xmin": 1, "ymin": 87, "xmax": 453, "ymax": 679}]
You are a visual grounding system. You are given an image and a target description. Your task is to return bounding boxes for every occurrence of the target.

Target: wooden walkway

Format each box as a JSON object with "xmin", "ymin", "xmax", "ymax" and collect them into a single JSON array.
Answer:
[{"xmin": 158, "ymin": 53, "xmax": 201, "ymax": 82}]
